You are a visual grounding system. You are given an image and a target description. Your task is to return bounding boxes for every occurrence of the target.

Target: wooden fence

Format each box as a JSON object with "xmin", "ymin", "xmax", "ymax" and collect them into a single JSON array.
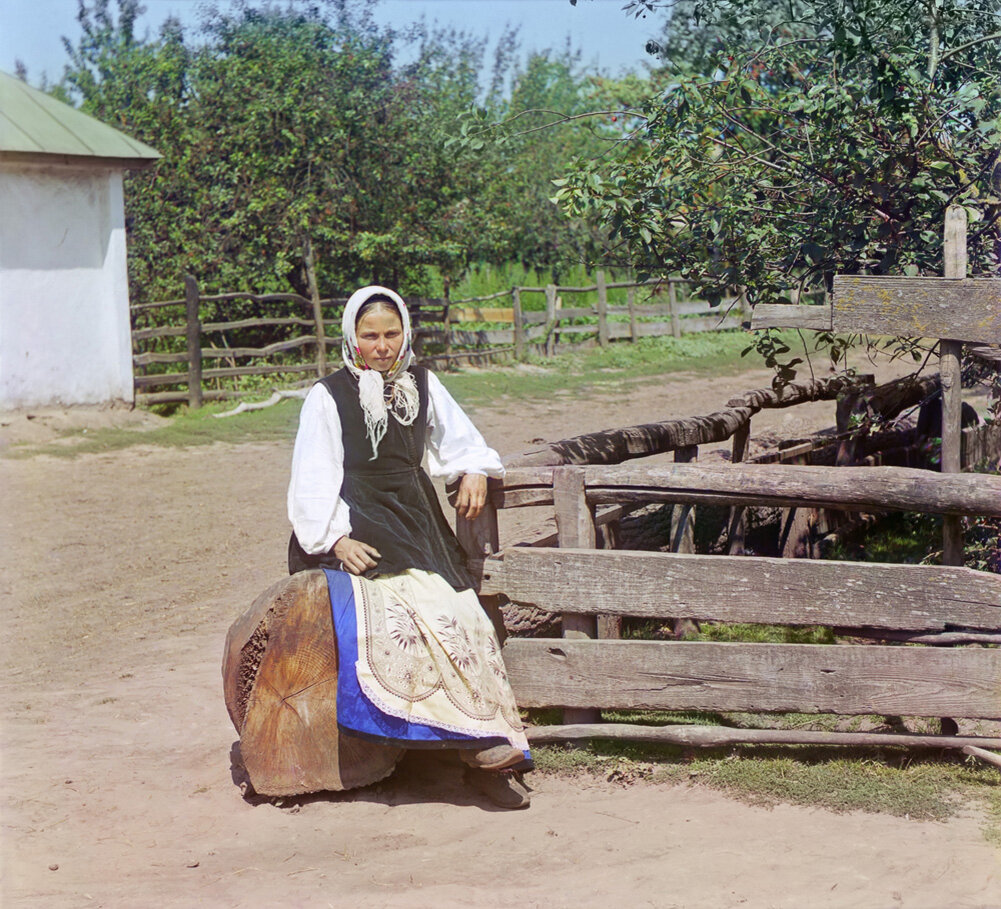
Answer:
[
  {"xmin": 129, "ymin": 271, "xmax": 746, "ymax": 406},
  {"xmin": 455, "ymin": 401, "xmax": 1001, "ymax": 752},
  {"xmin": 448, "ymin": 208, "xmax": 1001, "ymax": 752}
]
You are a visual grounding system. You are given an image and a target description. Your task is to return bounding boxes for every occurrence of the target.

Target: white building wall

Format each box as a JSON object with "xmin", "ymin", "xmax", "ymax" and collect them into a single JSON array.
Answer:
[{"xmin": 0, "ymin": 162, "xmax": 135, "ymax": 408}]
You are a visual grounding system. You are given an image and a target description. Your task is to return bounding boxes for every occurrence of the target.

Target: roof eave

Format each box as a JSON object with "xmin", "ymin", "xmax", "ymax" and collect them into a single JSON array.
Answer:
[{"xmin": 0, "ymin": 150, "xmax": 160, "ymax": 170}]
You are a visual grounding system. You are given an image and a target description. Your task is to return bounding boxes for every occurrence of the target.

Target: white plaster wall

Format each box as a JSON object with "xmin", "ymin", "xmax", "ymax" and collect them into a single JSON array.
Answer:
[{"xmin": 0, "ymin": 162, "xmax": 135, "ymax": 408}]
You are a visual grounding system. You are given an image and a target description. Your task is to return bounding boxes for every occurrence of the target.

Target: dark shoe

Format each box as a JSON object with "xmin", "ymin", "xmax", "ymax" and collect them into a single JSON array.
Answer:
[
  {"xmin": 459, "ymin": 744, "xmax": 525, "ymax": 772},
  {"xmin": 465, "ymin": 769, "xmax": 531, "ymax": 810}
]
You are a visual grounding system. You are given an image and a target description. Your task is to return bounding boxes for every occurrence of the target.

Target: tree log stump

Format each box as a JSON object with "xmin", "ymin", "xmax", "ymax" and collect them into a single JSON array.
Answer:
[{"xmin": 222, "ymin": 570, "xmax": 403, "ymax": 796}]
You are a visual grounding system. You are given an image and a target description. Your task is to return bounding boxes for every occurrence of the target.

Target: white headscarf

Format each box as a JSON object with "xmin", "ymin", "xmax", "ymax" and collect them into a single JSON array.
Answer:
[{"xmin": 341, "ymin": 285, "xmax": 420, "ymax": 459}]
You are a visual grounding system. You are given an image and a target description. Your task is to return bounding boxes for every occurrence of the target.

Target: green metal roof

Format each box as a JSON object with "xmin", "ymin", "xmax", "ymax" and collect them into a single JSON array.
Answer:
[{"xmin": 0, "ymin": 70, "xmax": 160, "ymax": 167}]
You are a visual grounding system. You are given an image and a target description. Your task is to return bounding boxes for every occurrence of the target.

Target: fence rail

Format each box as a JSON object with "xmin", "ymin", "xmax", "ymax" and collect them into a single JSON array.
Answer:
[{"xmin": 130, "ymin": 272, "xmax": 747, "ymax": 406}]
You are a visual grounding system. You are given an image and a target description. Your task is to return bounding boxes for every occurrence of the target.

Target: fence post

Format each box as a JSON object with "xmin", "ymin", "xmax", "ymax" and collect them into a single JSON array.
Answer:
[
  {"xmin": 443, "ymin": 278, "xmax": 453, "ymax": 370},
  {"xmin": 627, "ymin": 287, "xmax": 638, "ymax": 343},
  {"xmin": 184, "ymin": 274, "xmax": 203, "ymax": 409},
  {"xmin": 303, "ymin": 236, "xmax": 326, "ymax": 377},
  {"xmin": 670, "ymin": 445, "xmax": 700, "ymax": 638},
  {"xmin": 455, "ymin": 493, "xmax": 506, "ymax": 641},
  {"xmin": 512, "ymin": 287, "xmax": 526, "ymax": 360},
  {"xmin": 553, "ymin": 466, "xmax": 600, "ymax": 725},
  {"xmin": 668, "ymin": 280, "xmax": 681, "ymax": 338},
  {"xmin": 941, "ymin": 205, "xmax": 966, "ymax": 565},
  {"xmin": 544, "ymin": 284, "xmax": 558, "ymax": 357},
  {"xmin": 596, "ymin": 269, "xmax": 609, "ymax": 348},
  {"xmin": 726, "ymin": 420, "xmax": 750, "ymax": 555}
]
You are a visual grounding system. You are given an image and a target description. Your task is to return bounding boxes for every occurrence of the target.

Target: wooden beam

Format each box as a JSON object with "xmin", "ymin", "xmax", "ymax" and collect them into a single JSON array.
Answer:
[
  {"xmin": 494, "ymin": 461, "xmax": 1001, "ymax": 515},
  {"xmin": 528, "ymin": 724, "xmax": 1001, "ymax": 751},
  {"xmin": 582, "ymin": 462, "xmax": 1001, "ymax": 517},
  {"xmin": 504, "ymin": 376, "xmax": 865, "ymax": 468},
  {"xmin": 501, "ymin": 548, "xmax": 1001, "ymax": 632},
  {"xmin": 750, "ymin": 303, "xmax": 833, "ymax": 331},
  {"xmin": 183, "ymin": 274, "xmax": 203, "ymax": 409},
  {"xmin": 832, "ymin": 275, "xmax": 1001, "ymax": 343},
  {"xmin": 596, "ymin": 269, "xmax": 610, "ymax": 348},
  {"xmin": 553, "ymin": 467, "xmax": 599, "ymax": 725},
  {"xmin": 962, "ymin": 745, "xmax": 1001, "ymax": 769},
  {"xmin": 941, "ymin": 205, "xmax": 968, "ymax": 565},
  {"xmin": 503, "ymin": 639, "xmax": 1001, "ymax": 718}
]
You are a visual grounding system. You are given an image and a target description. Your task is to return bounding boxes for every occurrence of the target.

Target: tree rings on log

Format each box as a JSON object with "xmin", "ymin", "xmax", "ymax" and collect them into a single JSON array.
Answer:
[{"xmin": 222, "ymin": 570, "xmax": 402, "ymax": 796}]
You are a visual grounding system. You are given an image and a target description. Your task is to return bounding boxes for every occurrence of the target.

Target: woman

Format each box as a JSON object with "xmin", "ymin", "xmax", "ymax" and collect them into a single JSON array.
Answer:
[{"xmin": 287, "ymin": 285, "xmax": 531, "ymax": 809}]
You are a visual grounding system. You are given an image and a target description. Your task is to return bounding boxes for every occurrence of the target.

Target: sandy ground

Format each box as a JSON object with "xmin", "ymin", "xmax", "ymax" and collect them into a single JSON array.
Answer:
[{"xmin": 2, "ymin": 361, "xmax": 999, "ymax": 908}]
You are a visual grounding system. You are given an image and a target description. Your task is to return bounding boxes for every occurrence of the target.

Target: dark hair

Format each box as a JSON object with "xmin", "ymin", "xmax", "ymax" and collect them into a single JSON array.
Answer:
[{"xmin": 355, "ymin": 294, "xmax": 402, "ymax": 327}]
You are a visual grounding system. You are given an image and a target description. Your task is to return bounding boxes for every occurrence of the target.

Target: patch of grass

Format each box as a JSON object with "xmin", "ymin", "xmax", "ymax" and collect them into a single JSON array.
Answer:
[
  {"xmin": 532, "ymin": 740, "xmax": 1001, "ymax": 822},
  {"xmin": 6, "ymin": 397, "xmax": 302, "ymax": 459},
  {"xmin": 440, "ymin": 330, "xmax": 764, "ymax": 408}
]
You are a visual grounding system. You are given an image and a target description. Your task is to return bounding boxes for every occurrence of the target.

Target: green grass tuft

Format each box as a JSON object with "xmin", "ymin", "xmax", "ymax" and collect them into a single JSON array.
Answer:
[{"xmin": 532, "ymin": 741, "xmax": 1001, "ymax": 823}]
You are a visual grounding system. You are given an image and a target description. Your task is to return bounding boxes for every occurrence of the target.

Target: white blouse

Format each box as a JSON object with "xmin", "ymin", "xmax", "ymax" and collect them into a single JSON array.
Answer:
[{"xmin": 287, "ymin": 370, "xmax": 505, "ymax": 555}]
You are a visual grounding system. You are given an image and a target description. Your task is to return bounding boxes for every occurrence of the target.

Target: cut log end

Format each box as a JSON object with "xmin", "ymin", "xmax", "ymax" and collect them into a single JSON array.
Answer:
[{"xmin": 222, "ymin": 570, "xmax": 402, "ymax": 796}]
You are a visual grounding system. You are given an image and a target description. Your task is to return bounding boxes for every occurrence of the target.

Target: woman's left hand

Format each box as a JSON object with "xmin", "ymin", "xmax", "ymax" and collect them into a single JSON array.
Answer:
[{"xmin": 455, "ymin": 473, "xmax": 488, "ymax": 521}]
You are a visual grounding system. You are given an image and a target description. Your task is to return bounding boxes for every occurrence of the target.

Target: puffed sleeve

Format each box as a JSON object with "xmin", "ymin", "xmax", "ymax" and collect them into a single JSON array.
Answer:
[
  {"xmin": 287, "ymin": 384, "xmax": 353, "ymax": 554},
  {"xmin": 425, "ymin": 370, "xmax": 505, "ymax": 483}
]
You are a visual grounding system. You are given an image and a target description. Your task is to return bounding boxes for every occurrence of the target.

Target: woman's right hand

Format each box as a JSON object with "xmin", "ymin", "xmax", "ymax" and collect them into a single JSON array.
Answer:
[{"xmin": 333, "ymin": 536, "xmax": 381, "ymax": 575}]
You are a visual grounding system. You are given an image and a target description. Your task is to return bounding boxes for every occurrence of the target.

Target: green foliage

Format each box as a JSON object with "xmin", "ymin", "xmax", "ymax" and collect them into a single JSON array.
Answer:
[
  {"xmin": 56, "ymin": 0, "xmax": 612, "ymax": 312},
  {"xmin": 554, "ymin": 0, "xmax": 1001, "ymax": 377}
]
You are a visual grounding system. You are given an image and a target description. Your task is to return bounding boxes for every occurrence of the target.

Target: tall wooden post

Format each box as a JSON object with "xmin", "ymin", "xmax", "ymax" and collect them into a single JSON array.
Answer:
[
  {"xmin": 670, "ymin": 445, "xmax": 700, "ymax": 638},
  {"xmin": 512, "ymin": 287, "xmax": 526, "ymax": 360},
  {"xmin": 668, "ymin": 280, "xmax": 681, "ymax": 338},
  {"xmin": 442, "ymin": 278, "xmax": 453, "ymax": 370},
  {"xmin": 455, "ymin": 495, "xmax": 506, "ymax": 642},
  {"xmin": 627, "ymin": 287, "xmax": 638, "ymax": 343},
  {"xmin": 941, "ymin": 206, "xmax": 966, "ymax": 565},
  {"xmin": 544, "ymin": 284, "xmax": 558, "ymax": 357},
  {"xmin": 303, "ymin": 237, "xmax": 327, "ymax": 378},
  {"xmin": 596, "ymin": 270, "xmax": 610, "ymax": 348},
  {"xmin": 184, "ymin": 273, "xmax": 203, "ymax": 409},
  {"xmin": 727, "ymin": 420, "xmax": 750, "ymax": 555},
  {"xmin": 553, "ymin": 467, "xmax": 600, "ymax": 724}
]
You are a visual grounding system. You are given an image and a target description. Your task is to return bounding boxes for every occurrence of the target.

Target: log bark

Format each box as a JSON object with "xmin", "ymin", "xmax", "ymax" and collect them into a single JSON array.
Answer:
[
  {"xmin": 222, "ymin": 571, "xmax": 402, "ymax": 796},
  {"xmin": 505, "ymin": 376, "xmax": 870, "ymax": 469}
]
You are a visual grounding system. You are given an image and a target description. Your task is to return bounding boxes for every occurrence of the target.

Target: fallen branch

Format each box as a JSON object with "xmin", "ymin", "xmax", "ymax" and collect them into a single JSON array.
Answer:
[
  {"xmin": 526, "ymin": 723, "xmax": 1001, "ymax": 751},
  {"xmin": 213, "ymin": 388, "xmax": 309, "ymax": 418},
  {"xmin": 962, "ymin": 745, "xmax": 1001, "ymax": 769}
]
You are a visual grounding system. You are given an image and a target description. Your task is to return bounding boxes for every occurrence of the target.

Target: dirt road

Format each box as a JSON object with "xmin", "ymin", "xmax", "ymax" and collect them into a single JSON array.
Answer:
[{"xmin": 2, "ymin": 363, "xmax": 998, "ymax": 908}]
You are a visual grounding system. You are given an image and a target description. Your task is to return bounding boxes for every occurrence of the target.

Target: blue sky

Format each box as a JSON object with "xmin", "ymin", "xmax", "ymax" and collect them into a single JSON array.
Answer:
[{"xmin": 1, "ymin": 0, "xmax": 664, "ymax": 87}]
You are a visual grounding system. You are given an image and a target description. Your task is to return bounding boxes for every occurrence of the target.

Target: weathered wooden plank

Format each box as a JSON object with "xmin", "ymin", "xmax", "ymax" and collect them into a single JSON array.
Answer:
[
  {"xmin": 941, "ymin": 206, "xmax": 968, "ymax": 565},
  {"xmin": 503, "ymin": 639, "xmax": 1001, "ymax": 718},
  {"xmin": 501, "ymin": 548, "xmax": 1001, "ymax": 632},
  {"xmin": 750, "ymin": 303, "xmax": 833, "ymax": 331},
  {"xmin": 963, "ymin": 422, "xmax": 1001, "ymax": 469},
  {"xmin": 497, "ymin": 462, "xmax": 1001, "ymax": 517},
  {"xmin": 553, "ymin": 467, "xmax": 596, "ymax": 550},
  {"xmin": 528, "ymin": 723, "xmax": 1001, "ymax": 751},
  {"xmin": 832, "ymin": 276, "xmax": 1001, "ymax": 343},
  {"xmin": 552, "ymin": 467, "xmax": 599, "ymax": 724},
  {"xmin": 583, "ymin": 462, "xmax": 1001, "ymax": 517}
]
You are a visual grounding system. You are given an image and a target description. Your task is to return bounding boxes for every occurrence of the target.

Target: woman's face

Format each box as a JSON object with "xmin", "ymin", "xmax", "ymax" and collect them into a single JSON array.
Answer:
[{"xmin": 356, "ymin": 305, "xmax": 405, "ymax": 372}]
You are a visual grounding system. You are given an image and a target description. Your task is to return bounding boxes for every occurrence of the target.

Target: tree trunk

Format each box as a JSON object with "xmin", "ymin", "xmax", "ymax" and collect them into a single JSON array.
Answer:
[{"xmin": 223, "ymin": 570, "xmax": 402, "ymax": 796}]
